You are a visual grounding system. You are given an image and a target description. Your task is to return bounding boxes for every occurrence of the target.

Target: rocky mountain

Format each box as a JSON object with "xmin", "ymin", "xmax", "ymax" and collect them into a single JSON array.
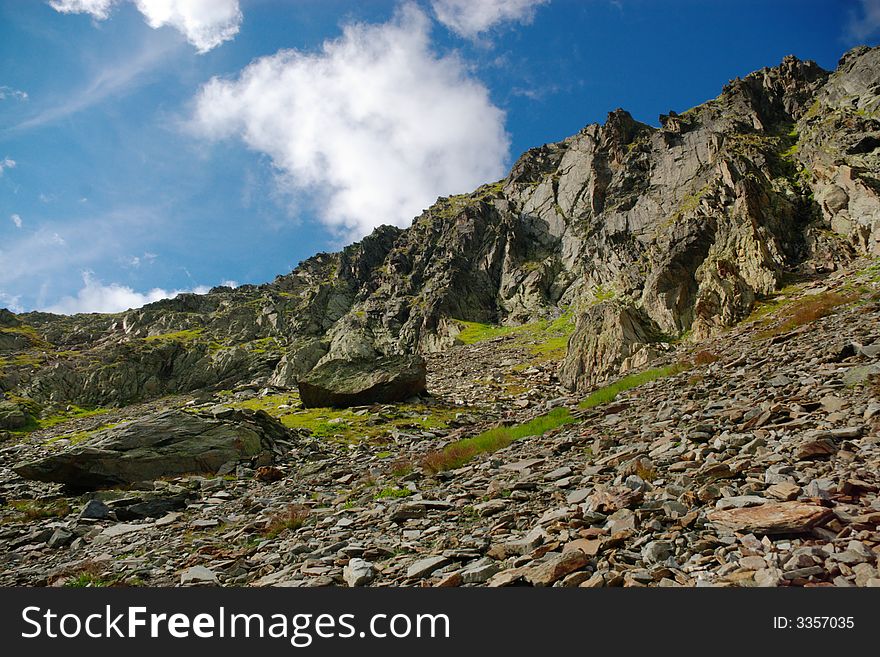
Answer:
[
  {"xmin": 3, "ymin": 48, "xmax": 880, "ymax": 413},
  {"xmin": 0, "ymin": 47, "xmax": 879, "ymax": 588}
]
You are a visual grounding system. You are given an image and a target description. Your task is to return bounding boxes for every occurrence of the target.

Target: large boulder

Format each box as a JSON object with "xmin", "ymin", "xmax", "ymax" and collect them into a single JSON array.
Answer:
[
  {"xmin": 297, "ymin": 355, "xmax": 427, "ymax": 408},
  {"xmin": 0, "ymin": 400, "xmax": 31, "ymax": 430},
  {"xmin": 559, "ymin": 303, "xmax": 667, "ymax": 392},
  {"xmin": 13, "ymin": 408, "xmax": 288, "ymax": 489}
]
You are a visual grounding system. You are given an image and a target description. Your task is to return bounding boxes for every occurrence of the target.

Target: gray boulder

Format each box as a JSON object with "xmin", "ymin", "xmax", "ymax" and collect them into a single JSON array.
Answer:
[
  {"xmin": 13, "ymin": 408, "xmax": 287, "ymax": 489},
  {"xmin": 297, "ymin": 355, "xmax": 427, "ymax": 408},
  {"xmin": 0, "ymin": 400, "xmax": 31, "ymax": 430}
]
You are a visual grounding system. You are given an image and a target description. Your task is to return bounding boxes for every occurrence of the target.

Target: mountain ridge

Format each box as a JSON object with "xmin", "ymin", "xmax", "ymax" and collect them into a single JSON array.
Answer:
[{"xmin": 1, "ymin": 45, "xmax": 879, "ymax": 410}]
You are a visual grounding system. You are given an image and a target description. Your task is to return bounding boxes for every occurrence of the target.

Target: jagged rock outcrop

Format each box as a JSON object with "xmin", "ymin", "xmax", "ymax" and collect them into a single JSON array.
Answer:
[
  {"xmin": 797, "ymin": 46, "xmax": 880, "ymax": 255},
  {"xmin": 1, "ymin": 47, "xmax": 879, "ymax": 405},
  {"xmin": 12, "ymin": 408, "xmax": 289, "ymax": 489}
]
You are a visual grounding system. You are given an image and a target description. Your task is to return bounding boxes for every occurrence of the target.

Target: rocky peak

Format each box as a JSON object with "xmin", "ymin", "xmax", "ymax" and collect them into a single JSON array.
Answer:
[{"xmin": 2, "ymin": 46, "xmax": 879, "ymax": 407}]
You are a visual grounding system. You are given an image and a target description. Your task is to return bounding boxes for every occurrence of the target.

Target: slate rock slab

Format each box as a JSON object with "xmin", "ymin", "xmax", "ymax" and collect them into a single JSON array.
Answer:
[
  {"xmin": 707, "ymin": 501, "xmax": 833, "ymax": 535},
  {"xmin": 13, "ymin": 408, "xmax": 285, "ymax": 489}
]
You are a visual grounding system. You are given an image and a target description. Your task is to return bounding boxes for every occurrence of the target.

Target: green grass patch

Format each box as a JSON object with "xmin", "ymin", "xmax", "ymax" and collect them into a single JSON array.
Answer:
[
  {"xmin": 39, "ymin": 405, "xmax": 111, "ymax": 430},
  {"xmin": 374, "ymin": 487, "xmax": 412, "ymax": 500},
  {"xmin": 454, "ymin": 320, "xmax": 516, "ymax": 344},
  {"xmin": 8, "ymin": 499, "xmax": 71, "ymax": 520},
  {"xmin": 144, "ymin": 329, "xmax": 204, "ymax": 344},
  {"xmin": 64, "ymin": 573, "xmax": 115, "ymax": 588},
  {"xmin": 6, "ymin": 402, "xmax": 110, "ymax": 437},
  {"xmin": 422, "ymin": 406, "xmax": 574, "ymax": 473},
  {"xmin": 579, "ymin": 362, "xmax": 693, "ymax": 410},
  {"xmin": 228, "ymin": 393, "xmax": 463, "ymax": 443},
  {"xmin": 454, "ymin": 312, "xmax": 575, "ymax": 362},
  {"xmin": 47, "ymin": 422, "xmax": 120, "ymax": 447},
  {"xmin": 0, "ymin": 325, "xmax": 51, "ymax": 349}
]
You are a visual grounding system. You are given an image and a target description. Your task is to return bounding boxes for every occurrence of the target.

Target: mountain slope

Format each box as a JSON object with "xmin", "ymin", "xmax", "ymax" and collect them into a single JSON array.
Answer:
[{"xmin": 1, "ymin": 46, "xmax": 879, "ymax": 414}]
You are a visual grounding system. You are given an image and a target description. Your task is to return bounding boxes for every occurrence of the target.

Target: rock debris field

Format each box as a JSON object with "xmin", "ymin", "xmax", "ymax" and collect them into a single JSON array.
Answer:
[{"xmin": 1, "ymin": 263, "xmax": 879, "ymax": 588}]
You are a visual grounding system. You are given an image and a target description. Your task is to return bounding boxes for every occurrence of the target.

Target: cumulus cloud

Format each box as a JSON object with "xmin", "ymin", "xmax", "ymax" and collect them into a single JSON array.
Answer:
[
  {"xmin": 48, "ymin": 0, "xmax": 241, "ymax": 52},
  {"xmin": 192, "ymin": 4, "xmax": 509, "ymax": 237},
  {"xmin": 45, "ymin": 271, "xmax": 210, "ymax": 314},
  {"xmin": 0, "ymin": 86, "xmax": 28, "ymax": 101},
  {"xmin": 848, "ymin": 0, "xmax": 880, "ymax": 41},
  {"xmin": 431, "ymin": 0, "xmax": 549, "ymax": 38},
  {"xmin": 0, "ymin": 157, "xmax": 15, "ymax": 175},
  {"xmin": 10, "ymin": 214, "xmax": 23, "ymax": 229},
  {"xmin": 49, "ymin": 0, "xmax": 117, "ymax": 20}
]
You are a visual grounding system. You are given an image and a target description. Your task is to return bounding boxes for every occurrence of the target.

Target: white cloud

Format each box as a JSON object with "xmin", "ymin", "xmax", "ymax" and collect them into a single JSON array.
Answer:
[
  {"xmin": 0, "ymin": 291, "xmax": 23, "ymax": 314},
  {"xmin": 848, "ymin": 0, "xmax": 880, "ymax": 41},
  {"xmin": 48, "ymin": 0, "xmax": 241, "ymax": 52},
  {"xmin": 10, "ymin": 214, "xmax": 23, "ymax": 229},
  {"xmin": 0, "ymin": 86, "xmax": 28, "ymax": 101},
  {"xmin": 0, "ymin": 157, "xmax": 15, "ymax": 175},
  {"xmin": 49, "ymin": 0, "xmax": 117, "ymax": 20},
  {"xmin": 192, "ymin": 4, "xmax": 509, "ymax": 238},
  {"xmin": 133, "ymin": 0, "xmax": 242, "ymax": 53},
  {"xmin": 121, "ymin": 251, "xmax": 157, "ymax": 268},
  {"xmin": 431, "ymin": 0, "xmax": 549, "ymax": 38},
  {"xmin": 45, "ymin": 271, "xmax": 209, "ymax": 314}
]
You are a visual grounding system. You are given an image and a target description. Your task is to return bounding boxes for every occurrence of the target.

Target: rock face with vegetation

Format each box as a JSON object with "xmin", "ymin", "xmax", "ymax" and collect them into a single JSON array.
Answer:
[
  {"xmin": 0, "ymin": 48, "xmax": 879, "ymax": 588},
  {"xmin": 3, "ymin": 48, "xmax": 879, "ymax": 408}
]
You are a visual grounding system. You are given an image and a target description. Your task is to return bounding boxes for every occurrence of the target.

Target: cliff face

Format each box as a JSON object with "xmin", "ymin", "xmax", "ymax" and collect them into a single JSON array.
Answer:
[{"xmin": 2, "ymin": 47, "xmax": 879, "ymax": 409}]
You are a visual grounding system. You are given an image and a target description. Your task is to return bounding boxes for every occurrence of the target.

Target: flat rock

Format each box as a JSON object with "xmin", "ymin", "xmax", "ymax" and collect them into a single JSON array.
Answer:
[
  {"xmin": 715, "ymin": 495, "xmax": 769, "ymax": 510},
  {"xmin": 180, "ymin": 565, "xmax": 218, "ymax": 585},
  {"xmin": 707, "ymin": 501, "xmax": 834, "ymax": 535},
  {"xmin": 406, "ymin": 555, "xmax": 450, "ymax": 579},
  {"xmin": 525, "ymin": 551, "xmax": 590, "ymax": 587},
  {"xmin": 13, "ymin": 409, "xmax": 284, "ymax": 489}
]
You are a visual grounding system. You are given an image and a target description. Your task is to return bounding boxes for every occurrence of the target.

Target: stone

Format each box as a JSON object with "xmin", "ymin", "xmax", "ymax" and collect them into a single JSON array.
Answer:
[
  {"xmin": 297, "ymin": 356, "xmax": 427, "ymax": 408},
  {"xmin": 545, "ymin": 466, "xmax": 573, "ymax": 481},
  {"xmin": 47, "ymin": 527, "xmax": 74, "ymax": 548},
  {"xmin": 406, "ymin": 556, "xmax": 451, "ymax": 580},
  {"xmin": 739, "ymin": 556, "xmax": 767, "ymax": 571},
  {"xmin": 180, "ymin": 565, "xmax": 218, "ymax": 585},
  {"xmin": 0, "ymin": 401, "xmax": 31, "ymax": 430},
  {"xmin": 853, "ymin": 563, "xmax": 879, "ymax": 587},
  {"xmin": 715, "ymin": 495, "xmax": 769, "ymax": 510},
  {"xmin": 765, "ymin": 482, "xmax": 801, "ymax": 501},
  {"xmin": 79, "ymin": 499, "xmax": 114, "ymax": 520},
  {"xmin": 565, "ymin": 488, "xmax": 592, "ymax": 504},
  {"xmin": 564, "ymin": 538, "xmax": 601, "ymax": 557},
  {"xmin": 473, "ymin": 500, "xmax": 507, "ymax": 517},
  {"xmin": 641, "ymin": 540, "xmax": 673, "ymax": 564},
  {"xmin": 783, "ymin": 566, "xmax": 824, "ymax": 580},
  {"xmin": 460, "ymin": 559, "xmax": 499, "ymax": 584},
  {"xmin": 587, "ymin": 487, "xmax": 643, "ymax": 513},
  {"xmin": 13, "ymin": 409, "xmax": 284, "ymax": 489},
  {"xmin": 707, "ymin": 502, "xmax": 834, "ymax": 535},
  {"xmin": 487, "ymin": 567, "xmax": 529, "ymax": 587},
  {"xmin": 525, "ymin": 551, "xmax": 590, "ymax": 586},
  {"xmin": 97, "ymin": 523, "xmax": 149, "ymax": 540},
  {"xmin": 343, "ymin": 558, "xmax": 374, "ymax": 587},
  {"xmin": 794, "ymin": 438, "xmax": 836, "ymax": 460},
  {"xmin": 114, "ymin": 493, "xmax": 190, "ymax": 520}
]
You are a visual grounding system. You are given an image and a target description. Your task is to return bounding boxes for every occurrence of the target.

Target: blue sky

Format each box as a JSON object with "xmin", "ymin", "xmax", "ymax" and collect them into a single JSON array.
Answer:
[{"xmin": 1, "ymin": 0, "xmax": 877, "ymax": 314}]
